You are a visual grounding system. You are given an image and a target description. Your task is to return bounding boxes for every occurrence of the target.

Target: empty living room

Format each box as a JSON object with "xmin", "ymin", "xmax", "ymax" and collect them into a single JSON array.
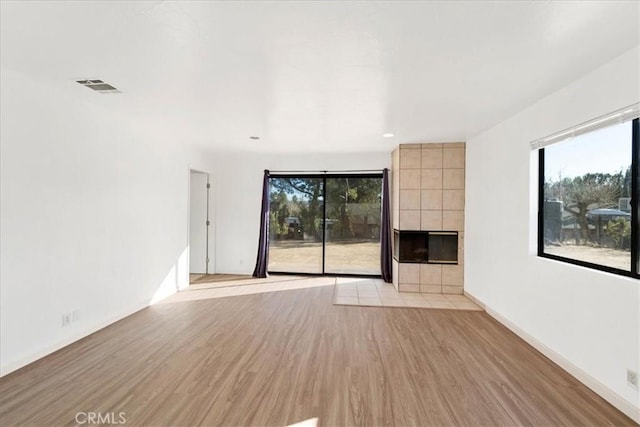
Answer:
[{"xmin": 1, "ymin": 1, "xmax": 639, "ymax": 426}]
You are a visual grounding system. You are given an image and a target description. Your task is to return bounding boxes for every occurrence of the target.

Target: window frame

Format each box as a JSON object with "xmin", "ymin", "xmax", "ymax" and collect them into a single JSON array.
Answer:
[{"xmin": 537, "ymin": 117, "xmax": 639, "ymax": 279}]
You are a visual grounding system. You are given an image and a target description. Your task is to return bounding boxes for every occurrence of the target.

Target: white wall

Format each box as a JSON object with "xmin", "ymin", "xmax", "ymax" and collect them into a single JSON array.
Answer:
[
  {"xmin": 211, "ymin": 151, "xmax": 390, "ymax": 274},
  {"xmin": 0, "ymin": 64, "xmax": 389, "ymax": 374},
  {"xmin": 465, "ymin": 46, "xmax": 640, "ymax": 420},
  {"xmin": 0, "ymin": 67, "xmax": 216, "ymax": 375}
]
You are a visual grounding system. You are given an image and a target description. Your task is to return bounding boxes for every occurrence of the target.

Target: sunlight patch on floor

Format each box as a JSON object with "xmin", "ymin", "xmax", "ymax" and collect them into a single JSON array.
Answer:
[
  {"xmin": 156, "ymin": 276, "xmax": 336, "ymax": 304},
  {"xmin": 286, "ymin": 418, "xmax": 318, "ymax": 427}
]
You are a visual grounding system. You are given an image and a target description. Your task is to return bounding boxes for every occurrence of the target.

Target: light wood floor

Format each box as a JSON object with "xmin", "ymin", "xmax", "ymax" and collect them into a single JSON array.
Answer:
[{"xmin": 0, "ymin": 285, "xmax": 635, "ymax": 426}]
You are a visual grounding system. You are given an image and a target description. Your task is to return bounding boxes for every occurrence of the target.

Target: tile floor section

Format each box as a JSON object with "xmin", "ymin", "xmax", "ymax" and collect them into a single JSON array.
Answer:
[
  {"xmin": 166, "ymin": 275, "xmax": 482, "ymax": 311},
  {"xmin": 333, "ymin": 277, "xmax": 482, "ymax": 310}
]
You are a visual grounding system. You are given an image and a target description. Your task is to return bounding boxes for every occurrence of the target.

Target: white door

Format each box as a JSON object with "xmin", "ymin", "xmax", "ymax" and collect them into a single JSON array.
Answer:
[{"xmin": 189, "ymin": 171, "xmax": 209, "ymax": 274}]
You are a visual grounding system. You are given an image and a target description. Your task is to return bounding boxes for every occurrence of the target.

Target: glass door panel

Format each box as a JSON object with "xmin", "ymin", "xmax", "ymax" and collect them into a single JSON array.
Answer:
[
  {"xmin": 267, "ymin": 177, "xmax": 324, "ymax": 274},
  {"xmin": 324, "ymin": 177, "xmax": 381, "ymax": 275}
]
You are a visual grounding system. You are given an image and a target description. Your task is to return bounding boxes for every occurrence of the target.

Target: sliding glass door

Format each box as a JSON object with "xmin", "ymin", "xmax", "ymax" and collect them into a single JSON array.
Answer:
[
  {"xmin": 324, "ymin": 177, "xmax": 381, "ymax": 274},
  {"xmin": 268, "ymin": 177, "xmax": 324, "ymax": 273},
  {"xmin": 267, "ymin": 174, "xmax": 382, "ymax": 276}
]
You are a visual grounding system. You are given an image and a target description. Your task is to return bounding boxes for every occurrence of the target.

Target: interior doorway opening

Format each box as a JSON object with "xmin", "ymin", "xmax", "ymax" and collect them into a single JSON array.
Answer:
[{"xmin": 189, "ymin": 170, "xmax": 211, "ymax": 278}]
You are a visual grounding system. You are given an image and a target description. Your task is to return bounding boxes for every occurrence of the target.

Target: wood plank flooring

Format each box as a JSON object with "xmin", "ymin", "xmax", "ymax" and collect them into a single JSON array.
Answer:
[
  {"xmin": 190, "ymin": 273, "xmax": 253, "ymax": 284},
  {"xmin": 0, "ymin": 285, "xmax": 635, "ymax": 426}
]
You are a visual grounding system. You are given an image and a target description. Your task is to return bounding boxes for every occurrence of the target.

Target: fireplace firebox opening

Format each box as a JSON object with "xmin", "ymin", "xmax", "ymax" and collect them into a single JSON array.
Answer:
[{"xmin": 394, "ymin": 230, "xmax": 458, "ymax": 264}]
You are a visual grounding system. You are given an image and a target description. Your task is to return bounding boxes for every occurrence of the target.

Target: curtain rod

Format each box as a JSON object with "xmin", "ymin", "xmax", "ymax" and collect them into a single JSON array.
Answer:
[{"xmin": 268, "ymin": 169, "xmax": 387, "ymax": 174}]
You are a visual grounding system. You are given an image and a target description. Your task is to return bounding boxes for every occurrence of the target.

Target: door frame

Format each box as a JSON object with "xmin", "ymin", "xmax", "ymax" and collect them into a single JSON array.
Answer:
[
  {"xmin": 188, "ymin": 168, "xmax": 214, "ymax": 276},
  {"xmin": 267, "ymin": 172, "xmax": 383, "ymax": 278}
]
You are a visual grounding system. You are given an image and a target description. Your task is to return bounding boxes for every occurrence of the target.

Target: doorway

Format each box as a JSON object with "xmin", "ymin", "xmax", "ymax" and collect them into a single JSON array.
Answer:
[{"xmin": 189, "ymin": 170, "xmax": 211, "ymax": 275}]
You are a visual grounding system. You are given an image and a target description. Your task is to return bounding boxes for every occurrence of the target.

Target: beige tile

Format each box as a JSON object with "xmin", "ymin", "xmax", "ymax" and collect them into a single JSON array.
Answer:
[
  {"xmin": 420, "ymin": 264, "xmax": 442, "ymax": 285},
  {"xmin": 336, "ymin": 287, "xmax": 358, "ymax": 297},
  {"xmin": 422, "ymin": 293, "xmax": 449, "ymax": 302},
  {"xmin": 376, "ymin": 282, "xmax": 396, "ymax": 291},
  {"xmin": 400, "ymin": 189, "xmax": 421, "ymax": 209},
  {"xmin": 427, "ymin": 299, "xmax": 455, "ymax": 309},
  {"xmin": 399, "ymin": 148, "xmax": 421, "ymax": 169},
  {"xmin": 380, "ymin": 297, "xmax": 407, "ymax": 307},
  {"xmin": 420, "ymin": 284, "xmax": 442, "ymax": 294},
  {"xmin": 358, "ymin": 297, "xmax": 383, "ymax": 306},
  {"xmin": 443, "ymin": 169, "xmax": 465, "ymax": 189},
  {"xmin": 421, "ymin": 143, "xmax": 443, "ymax": 149},
  {"xmin": 444, "ymin": 295, "xmax": 468, "ymax": 303},
  {"xmin": 400, "ymin": 292, "xmax": 425, "ymax": 301},
  {"xmin": 335, "ymin": 296, "xmax": 359, "ymax": 305},
  {"xmin": 420, "ymin": 210, "xmax": 442, "ymax": 230},
  {"xmin": 442, "ymin": 211, "xmax": 464, "ymax": 231},
  {"xmin": 357, "ymin": 287, "xmax": 379, "ymax": 298},
  {"xmin": 442, "ymin": 265, "xmax": 464, "ymax": 285},
  {"xmin": 442, "ymin": 190, "xmax": 465, "ymax": 210},
  {"xmin": 400, "ymin": 169, "xmax": 421, "ymax": 189},
  {"xmin": 403, "ymin": 297, "xmax": 431, "ymax": 308},
  {"xmin": 392, "ymin": 209, "xmax": 399, "ymax": 229},
  {"xmin": 421, "ymin": 189, "xmax": 443, "ymax": 210},
  {"xmin": 399, "ymin": 263, "xmax": 420, "ymax": 284},
  {"xmin": 448, "ymin": 295, "xmax": 482, "ymax": 310},
  {"xmin": 443, "ymin": 147, "xmax": 465, "ymax": 168},
  {"xmin": 442, "ymin": 285, "xmax": 464, "ymax": 295},
  {"xmin": 421, "ymin": 169, "xmax": 443, "ymax": 189},
  {"xmin": 400, "ymin": 143, "xmax": 423, "ymax": 150},
  {"xmin": 378, "ymin": 291, "xmax": 400, "ymax": 300},
  {"xmin": 399, "ymin": 284, "xmax": 420, "ymax": 292},
  {"xmin": 335, "ymin": 278, "xmax": 360, "ymax": 285},
  {"xmin": 377, "ymin": 285, "xmax": 399, "ymax": 295},
  {"xmin": 399, "ymin": 210, "xmax": 420, "ymax": 229},
  {"xmin": 443, "ymin": 142, "xmax": 465, "ymax": 148},
  {"xmin": 357, "ymin": 281, "xmax": 379, "ymax": 289},
  {"xmin": 421, "ymin": 148, "xmax": 443, "ymax": 169}
]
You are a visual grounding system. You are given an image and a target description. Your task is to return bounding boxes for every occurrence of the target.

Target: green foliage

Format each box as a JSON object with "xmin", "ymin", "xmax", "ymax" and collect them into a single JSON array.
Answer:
[
  {"xmin": 268, "ymin": 176, "xmax": 382, "ymax": 241},
  {"xmin": 269, "ymin": 211, "xmax": 288, "ymax": 238},
  {"xmin": 605, "ymin": 217, "xmax": 631, "ymax": 249},
  {"xmin": 545, "ymin": 170, "xmax": 625, "ymax": 245}
]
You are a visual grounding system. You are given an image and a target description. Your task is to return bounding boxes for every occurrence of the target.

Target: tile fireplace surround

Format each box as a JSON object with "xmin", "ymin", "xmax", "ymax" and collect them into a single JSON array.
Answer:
[{"xmin": 391, "ymin": 143, "xmax": 465, "ymax": 294}]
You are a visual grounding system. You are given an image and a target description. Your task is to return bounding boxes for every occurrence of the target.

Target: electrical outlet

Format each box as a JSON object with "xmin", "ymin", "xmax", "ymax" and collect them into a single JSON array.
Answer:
[
  {"xmin": 71, "ymin": 310, "xmax": 80, "ymax": 323},
  {"xmin": 61, "ymin": 313, "xmax": 71, "ymax": 327},
  {"xmin": 628, "ymin": 369, "xmax": 639, "ymax": 390}
]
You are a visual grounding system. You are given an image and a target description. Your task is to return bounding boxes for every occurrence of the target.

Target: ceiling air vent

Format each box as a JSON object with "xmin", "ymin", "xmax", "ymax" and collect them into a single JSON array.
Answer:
[{"xmin": 76, "ymin": 79, "xmax": 120, "ymax": 93}]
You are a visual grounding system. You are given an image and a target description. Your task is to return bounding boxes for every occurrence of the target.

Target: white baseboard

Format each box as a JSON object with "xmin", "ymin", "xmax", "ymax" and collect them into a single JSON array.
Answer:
[
  {"xmin": 465, "ymin": 291, "xmax": 640, "ymax": 424},
  {"xmin": 0, "ymin": 300, "xmax": 149, "ymax": 377}
]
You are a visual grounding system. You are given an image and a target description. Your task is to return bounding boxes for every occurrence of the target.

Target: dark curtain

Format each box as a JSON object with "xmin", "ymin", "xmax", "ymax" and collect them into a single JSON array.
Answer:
[
  {"xmin": 380, "ymin": 168, "xmax": 393, "ymax": 282},
  {"xmin": 252, "ymin": 170, "xmax": 270, "ymax": 278}
]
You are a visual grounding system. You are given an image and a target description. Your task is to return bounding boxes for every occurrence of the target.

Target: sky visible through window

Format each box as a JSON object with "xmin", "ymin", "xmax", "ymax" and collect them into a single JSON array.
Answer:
[{"xmin": 545, "ymin": 121, "xmax": 632, "ymax": 181}]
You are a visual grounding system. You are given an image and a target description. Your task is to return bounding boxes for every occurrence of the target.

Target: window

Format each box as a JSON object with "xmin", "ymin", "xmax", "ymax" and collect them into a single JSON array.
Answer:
[
  {"xmin": 538, "ymin": 111, "xmax": 639, "ymax": 278},
  {"xmin": 267, "ymin": 174, "xmax": 382, "ymax": 276}
]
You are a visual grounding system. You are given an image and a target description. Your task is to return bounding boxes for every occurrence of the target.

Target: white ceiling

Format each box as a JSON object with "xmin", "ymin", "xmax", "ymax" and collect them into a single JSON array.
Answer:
[{"xmin": 1, "ymin": 1, "xmax": 639, "ymax": 153}]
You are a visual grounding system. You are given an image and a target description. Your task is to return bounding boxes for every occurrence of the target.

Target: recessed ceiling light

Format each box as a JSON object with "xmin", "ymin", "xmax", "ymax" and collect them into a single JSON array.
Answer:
[
  {"xmin": 383, "ymin": 133, "xmax": 395, "ymax": 138},
  {"xmin": 249, "ymin": 136, "xmax": 260, "ymax": 140}
]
